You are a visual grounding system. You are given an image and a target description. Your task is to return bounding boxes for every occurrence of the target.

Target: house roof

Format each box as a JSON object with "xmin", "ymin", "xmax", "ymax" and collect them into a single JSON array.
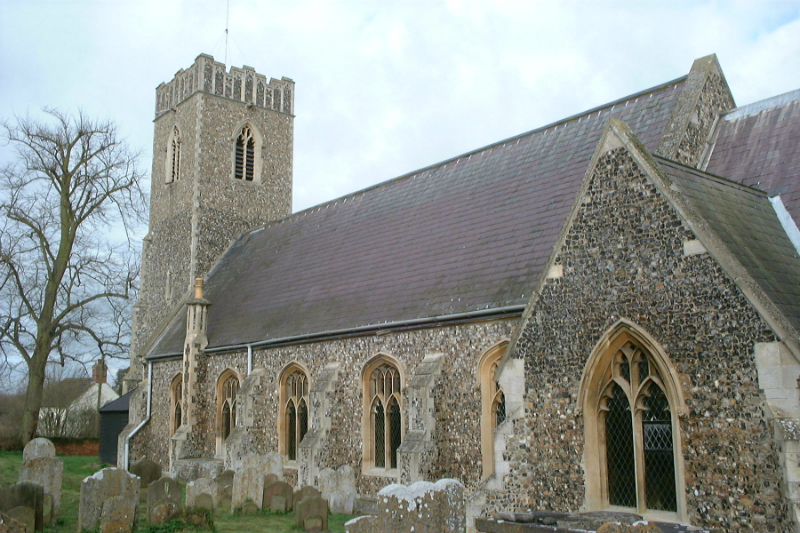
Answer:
[
  {"xmin": 704, "ymin": 90, "xmax": 800, "ymax": 225},
  {"xmin": 41, "ymin": 378, "xmax": 93, "ymax": 408},
  {"xmin": 148, "ymin": 76, "xmax": 689, "ymax": 357},
  {"xmin": 656, "ymin": 157, "xmax": 800, "ymax": 332}
]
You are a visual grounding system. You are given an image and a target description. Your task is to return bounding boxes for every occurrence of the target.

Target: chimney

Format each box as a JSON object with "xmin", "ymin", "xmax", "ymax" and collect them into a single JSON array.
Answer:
[{"xmin": 92, "ymin": 360, "xmax": 107, "ymax": 384}]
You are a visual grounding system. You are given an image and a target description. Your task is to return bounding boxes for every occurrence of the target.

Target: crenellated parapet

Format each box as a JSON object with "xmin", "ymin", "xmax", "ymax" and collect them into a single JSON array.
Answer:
[{"xmin": 155, "ymin": 53, "xmax": 294, "ymax": 117}]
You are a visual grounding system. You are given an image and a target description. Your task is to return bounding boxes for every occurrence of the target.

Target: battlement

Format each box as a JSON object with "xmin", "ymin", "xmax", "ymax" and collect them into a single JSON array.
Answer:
[{"xmin": 155, "ymin": 54, "xmax": 294, "ymax": 117}]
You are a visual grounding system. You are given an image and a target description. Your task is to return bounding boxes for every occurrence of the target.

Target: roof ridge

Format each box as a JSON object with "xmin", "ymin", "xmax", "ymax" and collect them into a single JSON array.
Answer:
[
  {"xmin": 722, "ymin": 88, "xmax": 800, "ymax": 122},
  {"xmin": 654, "ymin": 154, "xmax": 770, "ymax": 197},
  {"xmin": 242, "ymin": 75, "xmax": 690, "ymax": 238}
]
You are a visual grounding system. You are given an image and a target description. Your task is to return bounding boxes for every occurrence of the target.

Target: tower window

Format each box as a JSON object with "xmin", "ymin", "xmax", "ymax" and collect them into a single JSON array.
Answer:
[
  {"xmin": 166, "ymin": 126, "xmax": 181, "ymax": 184},
  {"xmin": 234, "ymin": 125, "xmax": 256, "ymax": 181}
]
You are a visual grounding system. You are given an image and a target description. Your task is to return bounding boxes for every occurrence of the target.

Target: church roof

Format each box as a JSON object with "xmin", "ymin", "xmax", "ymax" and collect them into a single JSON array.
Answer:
[
  {"xmin": 704, "ymin": 90, "xmax": 800, "ymax": 225},
  {"xmin": 148, "ymin": 76, "xmax": 688, "ymax": 356},
  {"xmin": 656, "ymin": 157, "xmax": 800, "ymax": 332}
]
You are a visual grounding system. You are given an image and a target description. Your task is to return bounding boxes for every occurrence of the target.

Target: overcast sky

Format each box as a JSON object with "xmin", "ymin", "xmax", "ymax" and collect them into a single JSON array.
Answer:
[{"xmin": 1, "ymin": 0, "xmax": 799, "ymax": 379}]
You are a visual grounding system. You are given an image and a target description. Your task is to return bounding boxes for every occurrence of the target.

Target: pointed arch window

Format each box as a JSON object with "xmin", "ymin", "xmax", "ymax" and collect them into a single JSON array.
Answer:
[
  {"xmin": 479, "ymin": 341, "xmax": 507, "ymax": 479},
  {"xmin": 581, "ymin": 327, "xmax": 682, "ymax": 517},
  {"xmin": 166, "ymin": 126, "xmax": 181, "ymax": 183},
  {"xmin": 170, "ymin": 374, "xmax": 183, "ymax": 436},
  {"xmin": 279, "ymin": 367, "xmax": 309, "ymax": 461},
  {"xmin": 217, "ymin": 372, "xmax": 239, "ymax": 441},
  {"xmin": 364, "ymin": 360, "xmax": 403, "ymax": 470},
  {"xmin": 234, "ymin": 125, "xmax": 256, "ymax": 181}
]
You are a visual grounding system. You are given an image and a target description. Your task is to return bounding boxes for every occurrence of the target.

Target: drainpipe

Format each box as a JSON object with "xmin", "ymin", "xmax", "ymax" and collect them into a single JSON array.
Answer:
[
  {"xmin": 124, "ymin": 360, "xmax": 153, "ymax": 471},
  {"xmin": 247, "ymin": 344, "xmax": 253, "ymax": 376}
]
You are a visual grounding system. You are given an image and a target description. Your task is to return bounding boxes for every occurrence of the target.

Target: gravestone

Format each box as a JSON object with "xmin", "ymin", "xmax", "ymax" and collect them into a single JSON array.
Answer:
[
  {"xmin": 21, "ymin": 439, "xmax": 54, "ymax": 462},
  {"xmin": 194, "ymin": 494, "xmax": 214, "ymax": 511},
  {"xmin": 0, "ymin": 510, "xmax": 26, "ymax": 533},
  {"xmin": 264, "ymin": 473, "xmax": 278, "ymax": 486},
  {"xmin": 239, "ymin": 501, "xmax": 259, "ymax": 516},
  {"xmin": 147, "ymin": 477, "xmax": 183, "ymax": 525},
  {"xmin": 0, "ymin": 482, "xmax": 43, "ymax": 533},
  {"xmin": 294, "ymin": 485, "xmax": 321, "ymax": 506},
  {"xmin": 270, "ymin": 495, "xmax": 288, "ymax": 513},
  {"xmin": 6, "ymin": 507, "xmax": 33, "ymax": 533},
  {"xmin": 78, "ymin": 468, "xmax": 140, "ymax": 533},
  {"xmin": 317, "ymin": 468, "xmax": 337, "ymax": 501},
  {"xmin": 295, "ymin": 495, "xmax": 328, "ymax": 532},
  {"xmin": 330, "ymin": 492, "xmax": 356, "ymax": 515},
  {"xmin": 129, "ymin": 459, "xmax": 162, "ymax": 487},
  {"xmin": 266, "ymin": 452, "xmax": 284, "ymax": 480},
  {"xmin": 148, "ymin": 501, "xmax": 182, "ymax": 526},
  {"xmin": 214, "ymin": 470, "xmax": 234, "ymax": 507},
  {"xmin": 19, "ymin": 438, "xmax": 62, "ymax": 523},
  {"xmin": 232, "ymin": 467, "xmax": 263, "ymax": 511},
  {"xmin": 318, "ymin": 465, "xmax": 356, "ymax": 514},
  {"xmin": 100, "ymin": 494, "xmax": 137, "ymax": 533},
  {"xmin": 186, "ymin": 478, "xmax": 216, "ymax": 509},
  {"xmin": 262, "ymin": 480, "xmax": 293, "ymax": 512}
]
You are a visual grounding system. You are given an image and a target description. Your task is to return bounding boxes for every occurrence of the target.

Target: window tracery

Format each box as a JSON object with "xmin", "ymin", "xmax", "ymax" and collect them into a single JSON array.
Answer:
[
  {"xmin": 479, "ymin": 341, "xmax": 507, "ymax": 479},
  {"xmin": 218, "ymin": 372, "xmax": 239, "ymax": 441},
  {"xmin": 166, "ymin": 126, "xmax": 181, "ymax": 183},
  {"xmin": 234, "ymin": 125, "xmax": 256, "ymax": 181},
  {"xmin": 170, "ymin": 374, "xmax": 182, "ymax": 436},
  {"xmin": 363, "ymin": 358, "xmax": 403, "ymax": 471},
  {"xmin": 280, "ymin": 367, "xmax": 309, "ymax": 461}
]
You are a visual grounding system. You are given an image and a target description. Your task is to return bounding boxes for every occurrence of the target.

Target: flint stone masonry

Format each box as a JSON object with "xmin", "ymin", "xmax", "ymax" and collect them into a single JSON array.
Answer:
[
  {"xmin": 79, "ymin": 468, "xmax": 140, "ymax": 533},
  {"xmin": 482, "ymin": 147, "xmax": 789, "ymax": 530},
  {"xmin": 347, "ymin": 479, "xmax": 465, "ymax": 533},
  {"xmin": 0, "ymin": 482, "xmax": 43, "ymax": 533},
  {"xmin": 18, "ymin": 456, "xmax": 62, "ymax": 520}
]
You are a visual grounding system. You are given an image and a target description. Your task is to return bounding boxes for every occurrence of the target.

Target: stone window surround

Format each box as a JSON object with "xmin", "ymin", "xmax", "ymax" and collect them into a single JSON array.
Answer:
[
  {"xmin": 578, "ymin": 319, "xmax": 688, "ymax": 523},
  {"xmin": 169, "ymin": 372, "xmax": 182, "ymax": 437},
  {"xmin": 477, "ymin": 340, "xmax": 509, "ymax": 481},
  {"xmin": 216, "ymin": 368, "xmax": 241, "ymax": 456},
  {"xmin": 277, "ymin": 361, "xmax": 311, "ymax": 464},
  {"xmin": 230, "ymin": 121, "xmax": 263, "ymax": 184},
  {"xmin": 361, "ymin": 353, "xmax": 405, "ymax": 477},
  {"xmin": 165, "ymin": 125, "xmax": 181, "ymax": 184}
]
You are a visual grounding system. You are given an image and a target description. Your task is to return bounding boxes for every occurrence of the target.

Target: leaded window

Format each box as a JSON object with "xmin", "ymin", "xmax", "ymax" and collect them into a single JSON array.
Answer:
[
  {"xmin": 600, "ymin": 341, "xmax": 677, "ymax": 512},
  {"xmin": 368, "ymin": 362, "xmax": 402, "ymax": 469},
  {"xmin": 282, "ymin": 369, "xmax": 309, "ymax": 461},
  {"xmin": 219, "ymin": 374, "xmax": 239, "ymax": 440},
  {"xmin": 234, "ymin": 125, "xmax": 256, "ymax": 181},
  {"xmin": 170, "ymin": 375, "xmax": 183, "ymax": 436}
]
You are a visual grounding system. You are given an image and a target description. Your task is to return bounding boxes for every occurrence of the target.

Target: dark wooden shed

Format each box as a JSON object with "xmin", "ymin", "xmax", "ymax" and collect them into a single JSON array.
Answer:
[{"xmin": 98, "ymin": 389, "xmax": 133, "ymax": 465}]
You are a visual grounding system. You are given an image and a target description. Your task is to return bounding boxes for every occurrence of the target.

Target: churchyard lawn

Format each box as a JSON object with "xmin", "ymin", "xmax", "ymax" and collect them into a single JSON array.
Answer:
[{"xmin": 0, "ymin": 451, "xmax": 353, "ymax": 532}]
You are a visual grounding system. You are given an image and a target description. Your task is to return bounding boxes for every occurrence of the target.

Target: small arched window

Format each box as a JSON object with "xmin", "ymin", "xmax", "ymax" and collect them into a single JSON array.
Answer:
[
  {"xmin": 479, "ymin": 341, "xmax": 507, "ymax": 479},
  {"xmin": 364, "ymin": 359, "xmax": 403, "ymax": 471},
  {"xmin": 217, "ymin": 372, "xmax": 239, "ymax": 441},
  {"xmin": 279, "ymin": 366, "xmax": 309, "ymax": 461},
  {"xmin": 234, "ymin": 125, "xmax": 256, "ymax": 181},
  {"xmin": 170, "ymin": 374, "xmax": 183, "ymax": 436},
  {"xmin": 166, "ymin": 126, "xmax": 181, "ymax": 183}
]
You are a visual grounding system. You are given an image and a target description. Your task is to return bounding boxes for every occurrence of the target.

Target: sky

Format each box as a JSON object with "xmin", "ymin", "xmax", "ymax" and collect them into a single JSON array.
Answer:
[{"xmin": 1, "ymin": 0, "xmax": 799, "ymax": 378}]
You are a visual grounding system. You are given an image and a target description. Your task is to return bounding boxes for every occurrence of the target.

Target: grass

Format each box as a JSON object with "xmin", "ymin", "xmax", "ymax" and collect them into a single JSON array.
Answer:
[{"xmin": 0, "ymin": 452, "xmax": 354, "ymax": 532}]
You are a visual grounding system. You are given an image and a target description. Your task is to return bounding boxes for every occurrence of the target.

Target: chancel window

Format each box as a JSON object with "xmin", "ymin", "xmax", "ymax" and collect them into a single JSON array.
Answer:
[
  {"xmin": 170, "ymin": 374, "xmax": 182, "ymax": 436},
  {"xmin": 479, "ymin": 341, "xmax": 507, "ymax": 479},
  {"xmin": 218, "ymin": 373, "xmax": 239, "ymax": 440},
  {"xmin": 280, "ymin": 367, "xmax": 309, "ymax": 461},
  {"xmin": 365, "ymin": 360, "xmax": 403, "ymax": 470},
  {"xmin": 600, "ymin": 341, "xmax": 677, "ymax": 512},
  {"xmin": 234, "ymin": 125, "xmax": 256, "ymax": 181}
]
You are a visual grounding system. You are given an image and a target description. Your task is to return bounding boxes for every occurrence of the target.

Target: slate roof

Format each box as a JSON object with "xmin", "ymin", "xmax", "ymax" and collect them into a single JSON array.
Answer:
[
  {"xmin": 100, "ymin": 389, "xmax": 134, "ymax": 413},
  {"xmin": 657, "ymin": 157, "xmax": 800, "ymax": 332},
  {"xmin": 148, "ymin": 77, "xmax": 688, "ymax": 356},
  {"xmin": 41, "ymin": 378, "xmax": 93, "ymax": 408},
  {"xmin": 704, "ymin": 90, "xmax": 800, "ymax": 225}
]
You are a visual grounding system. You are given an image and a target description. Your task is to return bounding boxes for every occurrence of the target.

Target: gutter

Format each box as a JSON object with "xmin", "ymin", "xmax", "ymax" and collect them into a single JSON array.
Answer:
[
  {"xmin": 146, "ymin": 305, "xmax": 526, "ymax": 361},
  {"xmin": 124, "ymin": 360, "xmax": 152, "ymax": 470}
]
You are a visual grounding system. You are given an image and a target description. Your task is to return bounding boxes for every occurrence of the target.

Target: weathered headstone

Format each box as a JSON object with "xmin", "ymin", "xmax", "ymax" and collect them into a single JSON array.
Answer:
[
  {"xmin": 5, "ymin": 507, "xmax": 33, "ymax": 533},
  {"xmin": 317, "ymin": 468, "xmax": 337, "ymax": 501},
  {"xmin": 239, "ymin": 501, "xmax": 259, "ymax": 516},
  {"xmin": 21, "ymin": 439, "xmax": 54, "ymax": 463},
  {"xmin": 78, "ymin": 468, "xmax": 140, "ymax": 533},
  {"xmin": 214, "ymin": 469, "xmax": 234, "ymax": 507},
  {"xmin": 129, "ymin": 459, "xmax": 162, "ymax": 487},
  {"xmin": 194, "ymin": 494, "xmax": 214, "ymax": 511},
  {"xmin": 231, "ymin": 467, "xmax": 264, "ymax": 511},
  {"xmin": 330, "ymin": 492, "xmax": 356, "ymax": 515},
  {"xmin": 266, "ymin": 452, "xmax": 284, "ymax": 480},
  {"xmin": 319, "ymin": 465, "xmax": 356, "ymax": 514},
  {"xmin": 186, "ymin": 478, "xmax": 216, "ymax": 509},
  {"xmin": 262, "ymin": 480, "xmax": 293, "ymax": 512},
  {"xmin": 270, "ymin": 495, "xmax": 288, "ymax": 513},
  {"xmin": 147, "ymin": 477, "xmax": 182, "ymax": 510},
  {"xmin": 219, "ymin": 485, "xmax": 232, "ymax": 511},
  {"xmin": 304, "ymin": 516, "xmax": 324, "ymax": 533},
  {"xmin": 19, "ymin": 456, "xmax": 62, "ymax": 523},
  {"xmin": 295, "ymin": 495, "xmax": 328, "ymax": 531},
  {"xmin": 0, "ymin": 482, "xmax": 43, "ymax": 533},
  {"xmin": 264, "ymin": 473, "xmax": 278, "ymax": 486},
  {"xmin": 148, "ymin": 501, "xmax": 182, "ymax": 526},
  {"xmin": 0, "ymin": 510, "xmax": 26, "ymax": 533},
  {"xmin": 99, "ymin": 494, "xmax": 137, "ymax": 533},
  {"xmin": 294, "ymin": 485, "xmax": 321, "ymax": 506}
]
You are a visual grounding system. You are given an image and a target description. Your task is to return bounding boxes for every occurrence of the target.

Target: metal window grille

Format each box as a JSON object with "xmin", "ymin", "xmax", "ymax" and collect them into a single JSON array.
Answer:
[
  {"xmin": 643, "ymin": 384, "xmax": 676, "ymax": 512},
  {"xmin": 606, "ymin": 384, "xmax": 636, "ymax": 508},
  {"xmin": 374, "ymin": 401, "xmax": 385, "ymax": 468}
]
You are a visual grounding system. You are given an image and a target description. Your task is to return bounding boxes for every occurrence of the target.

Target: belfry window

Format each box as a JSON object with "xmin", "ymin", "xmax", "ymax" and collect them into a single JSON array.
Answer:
[
  {"xmin": 218, "ymin": 372, "xmax": 239, "ymax": 441},
  {"xmin": 166, "ymin": 126, "xmax": 181, "ymax": 183},
  {"xmin": 364, "ymin": 360, "xmax": 403, "ymax": 470},
  {"xmin": 600, "ymin": 341, "xmax": 677, "ymax": 512},
  {"xmin": 234, "ymin": 125, "xmax": 256, "ymax": 181},
  {"xmin": 280, "ymin": 366, "xmax": 309, "ymax": 461}
]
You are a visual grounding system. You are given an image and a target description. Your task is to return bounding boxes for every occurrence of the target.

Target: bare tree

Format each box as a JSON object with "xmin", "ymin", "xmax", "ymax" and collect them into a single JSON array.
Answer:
[{"xmin": 0, "ymin": 110, "xmax": 146, "ymax": 445}]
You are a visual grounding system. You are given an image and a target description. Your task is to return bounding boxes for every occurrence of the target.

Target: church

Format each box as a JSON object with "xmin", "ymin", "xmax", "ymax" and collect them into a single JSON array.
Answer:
[{"xmin": 119, "ymin": 53, "xmax": 800, "ymax": 531}]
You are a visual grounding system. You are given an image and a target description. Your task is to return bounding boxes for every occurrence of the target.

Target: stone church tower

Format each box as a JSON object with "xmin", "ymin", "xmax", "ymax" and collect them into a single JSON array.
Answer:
[{"xmin": 125, "ymin": 54, "xmax": 294, "ymax": 388}]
